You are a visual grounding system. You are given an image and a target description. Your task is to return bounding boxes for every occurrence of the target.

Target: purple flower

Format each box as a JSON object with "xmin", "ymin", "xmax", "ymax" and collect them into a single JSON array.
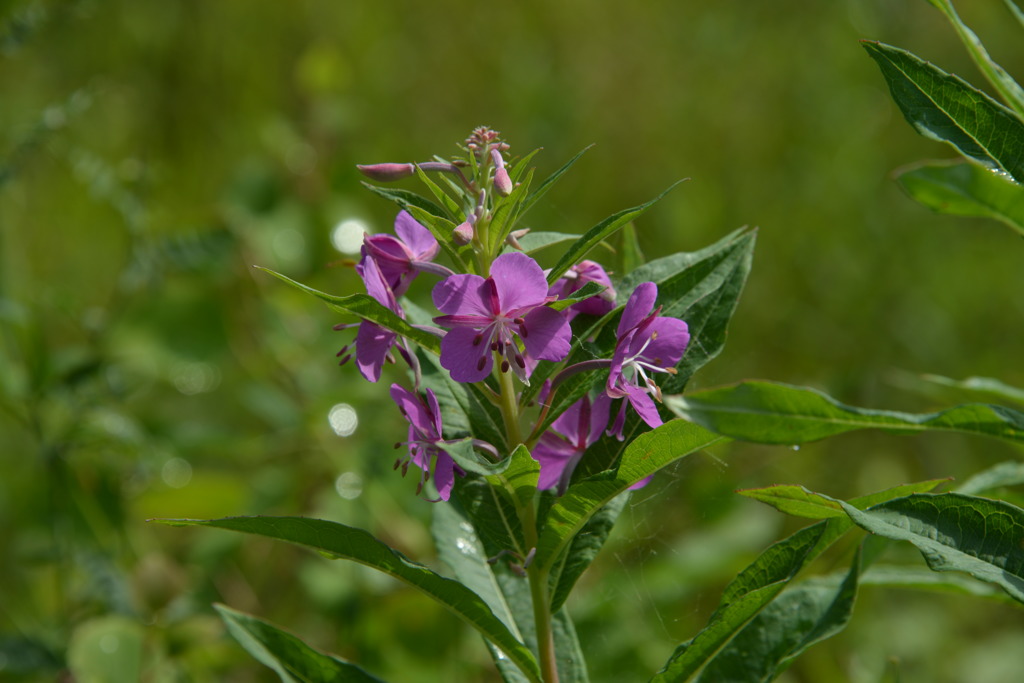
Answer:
[
  {"xmin": 534, "ymin": 393, "xmax": 611, "ymax": 494},
  {"xmin": 548, "ymin": 260, "xmax": 617, "ymax": 320},
  {"xmin": 606, "ymin": 282, "xmax": 690, "ymax": 439},
  {"xmin": 336, "ymin": 254, "xmax": 402, "ymax": 383},
  {"xmin": 432, "ymin": 252, "xmax": 572, "ymax": 383},
  {"xmin": 357, "ymin": 211, "xmax": 441, "ymax": 297},
  {"xmin": 390, "ymin": 384, "xmax": 462, "ymax": 501}
]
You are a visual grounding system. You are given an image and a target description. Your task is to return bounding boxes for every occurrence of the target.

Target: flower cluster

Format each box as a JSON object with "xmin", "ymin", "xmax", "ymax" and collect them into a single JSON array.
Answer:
[{"xmin": 338, "ymin": 128, "xmax": 690, "ymax": 500}]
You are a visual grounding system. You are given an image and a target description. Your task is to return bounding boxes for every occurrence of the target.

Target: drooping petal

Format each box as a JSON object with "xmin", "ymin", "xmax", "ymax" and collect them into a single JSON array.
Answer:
[
  {"xmin": 533, "ymin": 433, "xmax": 581, "ymax": 491},
  {"xmin": 355, "ymin": 321, "xmax": 396, "ymax": 382},
  {"xmin": 361, "ymin": 253, "xmax": 399, "ymax": 311},
  {"xmin": 432, "ymin": 273, "xmax": 491, "ymax": 317},
  {"xmin": 432, "ymin": 451, "xmax": 456, "ymax": 501},
  {"xmin": 550, "ymin": 397, "xmax": 586, "ymax": 444},
  {"xmin": 617, "ymin": 282, "xmax": 658, "ymax": 336},
  {"xmin": 424, "ymin": 388, "xmax": 444, "ymax": 439},
  {"xmin": 586, "ymin": 392, "xmax": 612, "ymax": 445},
  {"xmin": 520, "ymin": 306, "xmax": 571, "ymax": 362},
  {"xmin": 625, "ymin": 384, "xmax": 663, "ymax": 429},
  {"xmin": 390, "ymin": 384, "xmax": 433, "ymax": 437},
  {"xmin": 490, "ymin": 252, "xmax": 550, "ymax": 313},
  {"xmin": 394, "ymin": 210, "xmax": 439, "ymax": 260},
  {"xmin": 440, "ymin": 326, "xmax": 493, "ymax": 383}
]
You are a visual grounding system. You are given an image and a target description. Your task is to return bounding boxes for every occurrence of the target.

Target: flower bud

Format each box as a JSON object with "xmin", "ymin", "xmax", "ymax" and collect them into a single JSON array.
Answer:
[
  {"xmin": 356, "ymin": 163, "xmax": 415, "ymax": 181},
  {"xmin": 453, "ymin": 216, "xmax": 476, "ymax": 244},
  {"xmin": 490, "ymin": 148, "xmax": 513, "ymax": 196}
]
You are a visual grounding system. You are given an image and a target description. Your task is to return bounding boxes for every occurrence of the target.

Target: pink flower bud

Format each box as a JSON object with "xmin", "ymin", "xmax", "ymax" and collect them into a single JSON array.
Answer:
[
  {"xmin": 453, "ymin": 216, "xmax": 475, "ymax": 244},
  {"xmin": 356, "ymin": 163, "xmax": 415, "ymax": 181},
  {"xmin": 490, "ymin": 147, "xmax": 513, "ymax": 196}
]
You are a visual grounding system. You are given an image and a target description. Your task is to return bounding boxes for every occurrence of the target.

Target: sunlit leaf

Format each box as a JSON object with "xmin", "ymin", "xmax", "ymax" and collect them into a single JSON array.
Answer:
[
  {"xmin": 862, "ymin": 40, "xmax": 1024, "ymax": 183},
  {"xmin": 215, "ymin": 604, "xmax": 387, "ymax": 683},
  {"xmin": 667, "ymin": 381, "xmax": 1024, "ymax": 446},
  {"xmin": 545, "ymin": 181, "xmax": 686, "ymax": 287},
  {"xmin": 158, "ymin": 516, "xmax": 541, "ymax": 682},
  {"xmin": 832, "ymin": 492, "xmax": 1024, "ymax": 604},
  {"xmin": 535, "ymin": 420, "xmax": 724, "ymax": 573},
  {"xmin": 895, "ymin": 160, "xmax": 1024, "ymax": 237},
  {"xmin": 257, "ymin": 267, "xmax": 442, "ymax": 355},
  {"xmin": 738, "ymin": 479, "xmax": 949, "ymax": 520}
]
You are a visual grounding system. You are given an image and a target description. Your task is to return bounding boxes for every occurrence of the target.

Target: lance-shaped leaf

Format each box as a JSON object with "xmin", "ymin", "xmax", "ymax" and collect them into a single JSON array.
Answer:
[
  {"xmin": 858, "ymin": 565, "xmax": 1015, "ymax": 605},
  {"xmin": 652, "ymin": 481, "xmax": 960, "ymax": 683},
  {"xmin": 214, "ymin": 604, "xmax": 387, "ymax": 683},
  {"xmin": 257, "ymin": 267, "xmax": 442, "ymax": 355},
  {"xmin": 923, "ymin": 0, "xmax": 1024, "ymax": 117},
  {"xmin": 918, "ymin": 373, "xmax": 1024, "ymax": 406},
  {"xmin": 832, "ymin": 492, "xmax": 1024, "ymax": 603},
  {"xmin": 436, "ymin": 484, "xmax": 590, "ymax": 682},
  {"xmin": 957, "ymin": 461, "xmax": 1024, "ymax": 496},
  {"xmin": 158, "ymin": 516, "xmax": 541, "ymax": 682},
  {"xmin": 739, "ymin": 479, "xmax": 950, "ymax": 520},
  {"xmin": 535, "ymin": 420, "xmax": 725, "ymax": 573},
  {"xmin": 667, "ymin": 380, "xmax": 1024, "ymax": 446},
  {"xmin": 545, "ymin": 181, "xmax": 686, "ymax": 287},
  {"xmin": 862, "ymin": 40, "xmax": 1024, "ymax": 183},
  {"xmin": 520, "ymin": 145, "xmax": 592, "ymax": 219},
  {"xmin": 691, "ymin": 549, "xmax": 862, "ymax": 683},
  {"xmin": 895, "ymin": 160, "xmax": 1024, "ymax": 237}
]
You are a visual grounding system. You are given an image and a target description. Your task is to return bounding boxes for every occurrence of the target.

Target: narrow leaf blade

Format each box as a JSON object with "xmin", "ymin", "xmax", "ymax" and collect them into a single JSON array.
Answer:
[{"xmin": 159, "ymin": 517, "xmax": 541, "ymax": 682}]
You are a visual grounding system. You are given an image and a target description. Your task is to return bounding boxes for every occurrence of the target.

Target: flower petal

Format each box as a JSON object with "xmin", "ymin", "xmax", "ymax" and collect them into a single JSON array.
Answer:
[
  {"xmin": 625, "ymin": 384, "xmax": 663, "ymax": 429},
  {"xmin": 631, "ymin": 317, "xmax": 690, "ymax": 368},
  {"xmin": 533, "ymin": 433, "xmax": 581, "ymax": 490},
  {"xmin": 490, "ymin": 252, "xmax": 550, "ymax": 312},
  {"xmin": 355, "ymin": 321, "xmax": 396, "ymax": 382},
  {"xmin": 432, "ymin": 450, "xmax": 456, "ymax": 501},
  {"xmin": 440, "ymin": 327, "xmax": 493, "ymax": 383},
  {"xmin": 618, "ymin": 282, "xmax": 657, "ymax": 336},
  {"xmin": 432, "ymin": 273, "xmax": 490, "ymax": 317},
  {"xmin": 394, "ymin": 211, "xmax": 439, "ymax": 260},
  {"xmin": 520, "ymin": 306, "xmax": 571, "ymax": 362}
]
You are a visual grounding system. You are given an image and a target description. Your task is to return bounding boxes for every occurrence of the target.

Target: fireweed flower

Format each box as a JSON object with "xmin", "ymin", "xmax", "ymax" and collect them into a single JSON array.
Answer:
[
  {"xmin": 534, "ymin": 393, "xmax": 610, "ymax": 494},
  {"xmin": 357, "ymin": 211, "xmax": 446, "ymax": 297},
  {"xmin": 389, "ymin": 384, "xmax": 463, "ymax": 501},
  {"xmin": 432, "ymin": 252, "xmax": 572, "ymax": 384},
  {"xmin": 548, "ymin": 260, "xmax": 617, "ymax": 321},
  {"xmin": 335, "ymin": 255, "xmax": 403, "ymax": 383},
  {"xmin": 606, "ymin": 282, "xmax": 690, "ymax": 439}
]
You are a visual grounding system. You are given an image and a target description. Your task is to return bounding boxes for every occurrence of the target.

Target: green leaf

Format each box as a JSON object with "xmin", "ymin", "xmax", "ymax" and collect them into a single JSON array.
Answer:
[
  {"xmin": 833, "ymin": 492, "xmax": 1024, "ymax": 603},
  {"xmin": 547, "ymin": 281, "xmax": 607, "ymax": 312},
  {"xmin": 159, "ymin": 516, "xmax": 541, "ymax": 682},
  {"xmin": 692, "ymin": 549, "xmax": 861, "ymax": 683},
  {"xmin": 1006, "ymin": 0, "xmax": 1024, "ymax": 30},
  {"xmin": 489, "ymin": 168, "xmax": 535, "ymax": 256},
  {"xmin": 858, "ymin": 565, "xmax": 1016, "ymax": 604},
  {"xmin": 738, "ymin": 479, "xmax": 950, "ymax": 520},
  {"xmin": 545, "ymin": 181, "xmax": 685, "ymax": 287},
  {"xmin": 414, "ymin": 163, "xmax": 462, "ymax": 218},
  {"xmin": 439, "ymin": 438, "xmax": 509, "ymax": 477},
  {"xmin": 918, "ymin": 373, "xmax": 1024, "ymax": 406},
  {"xmin": 895, "ymin": 160, "xmax": 1024, "ymax": 237},
  {"xmin": 548, "ymin": 492, "xmax": 630, "ymax": 612},
  {"xmin": 536, "ymin": 420, "xmax": 724, "ymax": 573},
  {"xmin": 667, "ymin": 380, "xmax": 1024, "ymax": 446},
  {"xmin": 490, "ymin": 444, "xmax": 541, "ymax": 512},
  {"xmin": 508, "ymin": 231, "xmax": 584, "ymax": 255},
  {"xmin": 520, "ymin": 145, "xmax": 593, "ymax": 219},
  {"xmin": 360, "ymin": 183, "xmax": 467, "ymax": 268},
  {"xmin": 435, "ymin": 489, "xmax": 590, "ymax": 682},
  {"xmin": 214, "ymin": 604, "xmax": 387, "ymax": 683},
  {"xmin": 957, "ymin": 461, "xmax": 1024, "ymax": 496},
  {"xmin": 862, "ymin": 40, "xmax": 1024, "ymax": 183},
  {"xmin": 431, "ymin": 500, "xmax": 531, "ymax": 683},
  {"xmin": 256, "ymin": 267, "xmax": 442, "ymax": 355},
  {"xmin": 924, "ymin": 0, "xmax": 1024, "ymax": 117},
  {"xmin": 619, "ymin": 222, "xmax": 645, "ymax": 274}
]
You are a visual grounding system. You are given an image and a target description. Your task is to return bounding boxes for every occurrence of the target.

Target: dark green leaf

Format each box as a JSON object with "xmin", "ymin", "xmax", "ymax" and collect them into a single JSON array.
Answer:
[
  {"xmin": 439, "ymin": 438, "xmax": 510, "ymax": 477},
  {"xmin": 548, "ymin": 492, "xmax": 630, "ymax": 612},
  {"xmin": 536, "ymin": 420, "xmax": 724, "ymax": 573},
  {"xmin": 215, "ymin": 604, "xmax": 387, "ymax": 683},
  {"xmin": 667, "ymin": 380, "xmax": 1024, "ymax": 446},
  {"xmin": 548, "ymin": 281, "xmax": 607, "ymax": 312},
  {"xmin": 545, "ymin": 181, "xmax": 685, "ymax": 287},
  {"xmin": 924, "ymin": 0, "xmax": 1024, "ymax": 117},
  {"xmin": 895, "ymin": 160, "xmax": 1024, "ymax": 237},
  {"xmin": 158, "ymin": 516, "xmax": 541, "ymax": 682},
  {"xmin": 693, "ymin": 549, "xmax": 861, "ymax": 683},
  {"xmin": 862, "ymin": 40, "xmax": 1024, "ymax": 183},
  {"xmin": 833, "ymin": 492, "xmax": 1024, "ymax": 603},
  {"xmin": 414, "ymin": 164, "xmax": 462, "ymax": 218},
  {"xmin": 256, "ymin": 267, "xmax": 441, "ymax": 355}
]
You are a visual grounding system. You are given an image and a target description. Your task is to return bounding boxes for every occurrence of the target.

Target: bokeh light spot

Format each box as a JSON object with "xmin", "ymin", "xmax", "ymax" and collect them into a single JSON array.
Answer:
[
  {"xmin": 331, "ymin": 218, "xmax": 369, "ymax": 254},
  {"xmin": 161, "ymin": 458, "xmax": 193, "ymax": 489},
  {"xmin": 334, "ymin": 471, "xmax": 363, "ymax": 500},
  {"xmin": 328, "ymin": 403, "xmax": 358, "ymax": 436}
]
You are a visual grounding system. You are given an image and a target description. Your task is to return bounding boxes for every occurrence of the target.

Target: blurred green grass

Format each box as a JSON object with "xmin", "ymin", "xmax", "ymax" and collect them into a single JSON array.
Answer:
[{"xmin": 1, "ymin": 0, "xmax": 1022, "ymax": 681}]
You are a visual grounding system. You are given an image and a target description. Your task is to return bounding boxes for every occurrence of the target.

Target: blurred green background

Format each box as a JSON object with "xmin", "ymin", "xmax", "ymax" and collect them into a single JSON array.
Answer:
[{"xmin": 2, "ymin": 0, "xmax": 1022, "ymax": 681}]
